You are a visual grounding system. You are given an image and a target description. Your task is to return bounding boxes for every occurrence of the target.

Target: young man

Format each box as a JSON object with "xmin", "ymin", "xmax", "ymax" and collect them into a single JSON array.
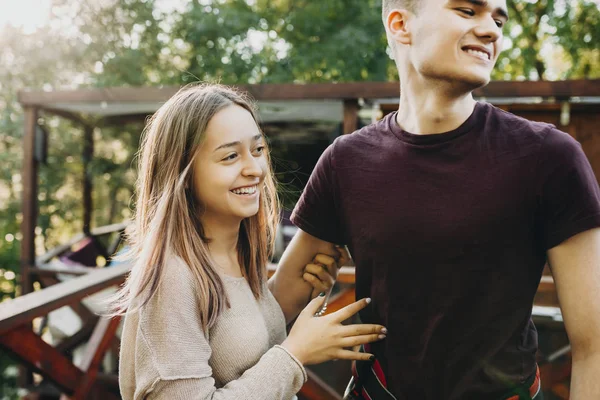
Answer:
[{"xmin": 271, "ymin": 0, "xmax": 600, "ymax": 399}]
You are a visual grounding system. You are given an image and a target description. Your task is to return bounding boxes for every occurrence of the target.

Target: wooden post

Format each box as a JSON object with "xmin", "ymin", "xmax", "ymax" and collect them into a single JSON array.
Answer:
[
  {"xmin": 19, "ymin": 106, "xmax": 38, "ymax": 387},
  {"xmin": 82, "ymin": 126, "xmax": 93, "ymax": 234},
  {"xmin": 343, "ymin": 99, "xmax": 359, "ymax": 135}
]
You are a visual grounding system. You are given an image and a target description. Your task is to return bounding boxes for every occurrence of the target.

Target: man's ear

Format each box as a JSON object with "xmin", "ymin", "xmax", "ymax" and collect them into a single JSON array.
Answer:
[{"xmin": 386, "ymin": 9, "xmax": 413, "ymax": 46}]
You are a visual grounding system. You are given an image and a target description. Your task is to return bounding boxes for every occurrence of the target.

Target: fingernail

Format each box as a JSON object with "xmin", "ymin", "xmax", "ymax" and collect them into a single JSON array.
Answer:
[
  {"xmin": 378, "ymin": 334, "xmax": 386, "ymax": 339},
  {"xmin": 381, "ymin": 328, "xmax": 387, "ymax": 334},
  {"xmin": 319, "ymin": 292, "xmax": 326, "ymax": 297},
  {"xmin": 369, "ymin": 355, "xmax": 375, "ymax": 362},
  {"xmin": 365, "ymin": 298, "xmax": 371, "ymax": 304}
]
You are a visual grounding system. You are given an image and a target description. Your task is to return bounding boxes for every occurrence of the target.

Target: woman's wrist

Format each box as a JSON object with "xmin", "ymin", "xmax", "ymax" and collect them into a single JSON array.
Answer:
[{"xmin": 280, "ymin": 338, "xmax": 307, "ymax": 365}]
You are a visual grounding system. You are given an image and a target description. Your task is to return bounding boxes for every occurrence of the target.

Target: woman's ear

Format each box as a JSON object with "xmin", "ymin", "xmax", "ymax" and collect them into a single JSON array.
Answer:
[{"xmin": 386, "ymin": 9, "xmax": 413, "ymax": 46}]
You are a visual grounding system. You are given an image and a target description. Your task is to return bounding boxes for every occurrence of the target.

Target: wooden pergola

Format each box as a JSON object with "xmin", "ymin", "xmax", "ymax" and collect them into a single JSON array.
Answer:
[{"xmin": 3, "ymin": 79, "xmax": 600, "ymax": 399}]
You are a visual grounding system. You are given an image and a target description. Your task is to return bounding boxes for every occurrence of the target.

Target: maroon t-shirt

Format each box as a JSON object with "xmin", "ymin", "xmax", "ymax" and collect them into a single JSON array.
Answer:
[{"xmin": 291, "ymin": 102, "xmax": 600, "ymax": 399}]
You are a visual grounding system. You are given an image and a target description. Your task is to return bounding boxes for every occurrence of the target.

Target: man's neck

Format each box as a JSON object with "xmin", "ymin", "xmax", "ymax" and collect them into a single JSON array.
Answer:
[{"xmin": 396, "ymin": 77, "xmax": 477, "ymax": 135}]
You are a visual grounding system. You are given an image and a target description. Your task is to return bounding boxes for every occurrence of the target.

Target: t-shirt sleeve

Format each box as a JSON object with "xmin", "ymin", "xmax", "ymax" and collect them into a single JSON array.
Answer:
[
  {"xmin": 536, "ymin": 127, "xmax": 600, "ymax": 249},
  {"xmin": 291, "ymin": 142, "xmax": 346, "ymax": 244}
]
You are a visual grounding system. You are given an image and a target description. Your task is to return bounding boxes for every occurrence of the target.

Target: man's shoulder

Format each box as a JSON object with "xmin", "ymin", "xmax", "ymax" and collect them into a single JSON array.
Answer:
[
  {"xmin": 483, "ymin": 102, "xmax": 559, "ymax": 139},
  {"xmin": 330, "ymin": 114, "xmax": 393, "ymax": 154},
  {"xmin": 478, "ymin": 102, "xmax": 580, "ymax": 157}
]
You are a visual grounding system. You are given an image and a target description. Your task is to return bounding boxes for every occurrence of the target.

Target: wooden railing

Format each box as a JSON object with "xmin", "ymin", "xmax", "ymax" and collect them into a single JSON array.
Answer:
[
  {"xmin": 1, "ymin": 223, "xmax": 128, "ymax": 399},
  {"xmin": 0, "ymin": 263, "xmax": 129, "ymax": 399}
]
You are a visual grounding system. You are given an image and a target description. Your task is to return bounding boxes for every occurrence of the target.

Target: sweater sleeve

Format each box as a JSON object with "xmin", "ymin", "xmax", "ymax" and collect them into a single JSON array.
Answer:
[{"xmin": 137, "ymin": 259, "xmax": 306, "ymax": 400}]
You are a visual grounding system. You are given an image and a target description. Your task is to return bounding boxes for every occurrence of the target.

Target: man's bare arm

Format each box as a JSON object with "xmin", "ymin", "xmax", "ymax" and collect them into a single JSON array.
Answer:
[
  {"xmin": 547, "ymin": 227, "xmax": 600, "ymax": 399},
  {"xmin": 269, "ymin": 229, "xmax": 339, "ymax": 323}
]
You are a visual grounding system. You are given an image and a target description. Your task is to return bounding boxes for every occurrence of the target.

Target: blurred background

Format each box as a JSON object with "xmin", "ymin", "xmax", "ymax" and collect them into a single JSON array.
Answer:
[{"xmin": 0, "ymin": 0, "xmax": 599, "ymax": 398}]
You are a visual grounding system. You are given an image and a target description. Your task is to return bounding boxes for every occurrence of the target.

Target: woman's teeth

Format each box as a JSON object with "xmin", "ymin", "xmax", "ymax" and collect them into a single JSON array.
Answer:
[{"xmin": 231, "ymin": 186, "xmax": 257, "ymax": 195}]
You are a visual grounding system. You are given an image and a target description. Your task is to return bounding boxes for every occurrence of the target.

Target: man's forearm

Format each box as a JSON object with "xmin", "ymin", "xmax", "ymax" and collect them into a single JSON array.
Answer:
[
  {"xmin": 269, "ymin": 230, "xmax": 339, "ymax": 323},
  {"xmin": 569, "ymin": 349, "xmax": 600, "ymax": 399},
  {"xmin": 269, "ymin": 271, "xmax": 313, "ymax": 323}
]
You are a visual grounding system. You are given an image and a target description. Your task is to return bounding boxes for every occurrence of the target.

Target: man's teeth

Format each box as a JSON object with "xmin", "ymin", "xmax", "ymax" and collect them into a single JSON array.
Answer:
[
  {"xmin": 231, "ymin": 186, "xmax": 257, "ymax": 195},
  {"xmin": 465, "ymin": 49, "xmax": 490, "ymax": 60}
]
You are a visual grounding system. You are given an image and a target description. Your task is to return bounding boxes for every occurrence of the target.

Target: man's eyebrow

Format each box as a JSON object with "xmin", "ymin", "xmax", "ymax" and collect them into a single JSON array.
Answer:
[
  {"xmin": 213, "ymin": 134, "xmax": 263, "ymax": 152},
  {"xmin": 454, "ymin": 0, "xmax": 509, "ymax": 20}
]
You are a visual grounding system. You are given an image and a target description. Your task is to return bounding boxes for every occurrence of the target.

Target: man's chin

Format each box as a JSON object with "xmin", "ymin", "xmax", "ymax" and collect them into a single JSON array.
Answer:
[{"xmin": 449, "ymin": 72, "xmax": 491, "ymax": 94}]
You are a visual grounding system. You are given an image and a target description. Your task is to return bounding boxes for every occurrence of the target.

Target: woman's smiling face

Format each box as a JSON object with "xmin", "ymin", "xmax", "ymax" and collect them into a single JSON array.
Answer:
[{"xmin": 192, "ymin": 104, "xmax": 268, "ymax": 223}]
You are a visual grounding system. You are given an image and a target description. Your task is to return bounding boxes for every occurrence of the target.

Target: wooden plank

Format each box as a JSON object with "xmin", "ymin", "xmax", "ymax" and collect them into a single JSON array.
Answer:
[
  {"xmin": 0, "ymin": 263, "xmax": 130, "ymax": 335},
  {"xmin": 35, "ymin": 233, "xmax": 86, "ymax": 265},
  {"xmin": 21, "ymin": 107, "xmax": 39, "ymax": 296},
  {"xmin": 0, "ymin": 325, "xmax": 82, "ymax": 394},
  {"xmin": 299, "ymin": 368, "xmax": 342, "ymax": 400},
  {"xmin": 19, "ymin": 106, "xmax": 39, "ymax": 388},
  {"xmin": 55, "ymin": 316, "xmax": 99, "ymax": 354},
  {"xmin": 67, "ymin": 316, "xmax": 122, "ymax": 400},
  {"xmin": 41, "ymin": 107, "xmax": 91, "ymax": 127},
  {"xmin": 32, "ymin": 263, "xmax": 94, "ymax": 277},
  {"xmin": 18, "ymin": 80, "xmax": 600, "ymax": 109},
  {"xmin": 343, "ymin": 99, "xmax": 359, "ymax": 135},
  {"xmin": 90, "ymin": 221, "xmax": 129, "ymax": 236},
  {"xmin": 82, "ymin": 126, "xmax": 94, "ymax": 234}
]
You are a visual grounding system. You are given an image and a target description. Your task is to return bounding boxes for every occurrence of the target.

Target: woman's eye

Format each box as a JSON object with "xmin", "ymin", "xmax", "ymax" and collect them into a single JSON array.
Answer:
[
  {"xmin": 223, "ymin": 153, "xmax": 238, "ymax": 161},
  {"xmin": 495, "ymin": 19, "xmax": 504, "ymax": 28},
  {"xmin": 254, "ymin": 146, "xmax": 265, "ymax": 155},
  {"xmin": 458, "ymin": 8, "xmax": 475, "ymax": 16}
]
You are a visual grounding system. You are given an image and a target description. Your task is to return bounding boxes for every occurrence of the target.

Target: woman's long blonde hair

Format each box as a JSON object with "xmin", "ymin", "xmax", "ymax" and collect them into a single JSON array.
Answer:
[{"xmin": 110, "ymin": 83, "xmax": 279, "ymax": 329}]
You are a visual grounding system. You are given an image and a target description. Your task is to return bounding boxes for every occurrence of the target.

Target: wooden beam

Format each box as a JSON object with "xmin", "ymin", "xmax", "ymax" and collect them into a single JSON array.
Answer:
[
  {"xmin": 299, "ymin": 368, "xmax": 342, "ymax": 400},
  {"xmin": 0, "ymin": 325, "xmax": 82, "ymax": 394},
  {"xmin": 55, "ymin": 316, "xmax": 99, "ymax": 354},
  {"xmin": 19, "ymin": 106, "xmax": 39, "ymax": 388},
  {"xmin": 66, "ymin": 316, "xmax": 122, "ymax": 400},
  {"xmin": 36, "ymin": 233, "xmax": 86, "ymax": 265},
  {"xmin": 0, "ymin": 263, "xmax": 130, "ymax": 335},
  {"xmin": 18, "ymin": 81, "xmax": 600, "ymax": 110},
  {"xmin": 21, "ymin": 107, "xmax": 39, "ymax": 296},
  {"xmin": 41, "ymin": 108, "xmax": 91, "ymax": 128},
  {"xmin": 90, "ymin": 221, "xmax": 129, "ymax": 236},
  {"xmin": 82, "ymin": 126, "xmax": 93, "ymax": 234},
  {"xmin": 343, "ymin": 99, "xmax": 359, "ymax": 135}
]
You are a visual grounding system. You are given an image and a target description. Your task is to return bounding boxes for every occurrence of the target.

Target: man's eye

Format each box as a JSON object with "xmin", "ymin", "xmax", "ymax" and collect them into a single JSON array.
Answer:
[
  {"xmin": 458, "ymin": 8, "xmax": 475, "ymax": 16},
  {"xmin": 495, "ymin": 19, "xmax": 504, "ymax": 28}
]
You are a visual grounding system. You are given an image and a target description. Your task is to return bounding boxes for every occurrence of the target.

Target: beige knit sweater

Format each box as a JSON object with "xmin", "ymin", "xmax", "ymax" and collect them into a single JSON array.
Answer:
[{"xmin": 119, "ymin": 256, "xmax": 307, "ymax": 400}]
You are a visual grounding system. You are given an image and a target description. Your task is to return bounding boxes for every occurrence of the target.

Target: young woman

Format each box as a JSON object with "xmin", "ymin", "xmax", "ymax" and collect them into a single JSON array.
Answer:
[{"xmin": 114, "ymin": 84, "xmax": 387, "ymax": 399}]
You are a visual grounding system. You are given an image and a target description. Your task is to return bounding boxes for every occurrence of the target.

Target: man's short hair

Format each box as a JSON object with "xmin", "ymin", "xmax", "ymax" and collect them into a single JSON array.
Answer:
[{"xmin": 382, "ymin": 0, "xmax": 419, "ymax": 22}]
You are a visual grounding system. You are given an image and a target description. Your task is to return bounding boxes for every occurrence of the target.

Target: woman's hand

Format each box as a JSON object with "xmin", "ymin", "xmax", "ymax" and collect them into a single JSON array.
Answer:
[
  {"xmin": 303, "ymin": 246, "xmax": 351, "ymax": 299},
  {"xmin": 281, "ymin": 294, "xmax": 386, "ymax": 365}
]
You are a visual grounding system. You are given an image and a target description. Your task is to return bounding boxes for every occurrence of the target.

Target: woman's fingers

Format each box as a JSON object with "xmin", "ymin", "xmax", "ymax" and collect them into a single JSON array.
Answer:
[
  {"xmin": 333, "ymin": 349, "xmax": 375, "ymax": 361},
  {"xmin": 330, "ymin": 298, "xmax": 371, "ymax": 322},
  {"xmin": 339, "ymin": 333, "xmax": 386, "ymax": 348},
  {"xmin": 339, "ymin": 324, "xmax": 387, "ymax": 337},
  {"xmin": 299, "ymin": 292, "xmax": 327, "ymax": 317}
]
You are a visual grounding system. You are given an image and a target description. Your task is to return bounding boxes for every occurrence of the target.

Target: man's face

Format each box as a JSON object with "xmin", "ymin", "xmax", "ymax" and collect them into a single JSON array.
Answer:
[{"xmin": 407, "ymin": 0, "xmax": 507, "ymax": 89}]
